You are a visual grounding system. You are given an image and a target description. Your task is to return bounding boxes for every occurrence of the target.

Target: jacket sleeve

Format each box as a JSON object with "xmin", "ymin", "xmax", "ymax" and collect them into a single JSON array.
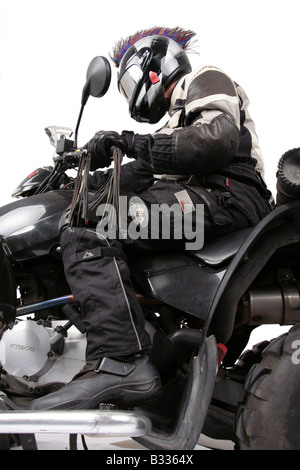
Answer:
[
  {"xmin": 127, "ymin": 67, "xmax": 241, "ymax": 175},
  {"xmin": 88, "ymin": 160, "xmax": 154, "ymax": 192}
]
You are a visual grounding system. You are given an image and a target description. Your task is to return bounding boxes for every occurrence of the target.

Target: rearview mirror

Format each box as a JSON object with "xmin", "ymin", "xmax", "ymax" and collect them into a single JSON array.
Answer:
[{"xmin": 81, "ymin": 56, "xmax": 111, "ymax": 105}]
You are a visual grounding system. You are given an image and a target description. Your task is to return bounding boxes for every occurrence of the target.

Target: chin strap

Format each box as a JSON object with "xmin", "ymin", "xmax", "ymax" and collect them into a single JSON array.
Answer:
[{"xmin": 69, "ymin": 146, "xmax": 123, "ymax": 228}]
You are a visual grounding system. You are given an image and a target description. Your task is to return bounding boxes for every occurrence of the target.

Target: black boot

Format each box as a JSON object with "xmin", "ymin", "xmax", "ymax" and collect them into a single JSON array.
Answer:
[{"xmin": 28, "ymin": 355, "xmax": 161, "ymax": 410}]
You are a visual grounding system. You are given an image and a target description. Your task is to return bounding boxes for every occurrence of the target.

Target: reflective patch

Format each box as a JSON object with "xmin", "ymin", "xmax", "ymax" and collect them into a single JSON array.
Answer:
[
  {"xmin": 128, "ymin": 196, "xmax": 149, "ymax": 227},
  {"xmin": 174, "ymin": 190, "xmax": 195, "ymax": 214}
]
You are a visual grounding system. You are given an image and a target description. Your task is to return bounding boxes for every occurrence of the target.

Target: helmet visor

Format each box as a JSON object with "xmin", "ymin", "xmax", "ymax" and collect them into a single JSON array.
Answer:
[{"xmin": 118, "ymin": 64, "xmax": 143, "ymax": 101}]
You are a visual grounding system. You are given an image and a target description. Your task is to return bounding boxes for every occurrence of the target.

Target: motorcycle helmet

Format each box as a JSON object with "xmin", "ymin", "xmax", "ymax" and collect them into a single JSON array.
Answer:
[{"xmin": 111, "ymin": 27, "xmax": 195, "ymax": 123}]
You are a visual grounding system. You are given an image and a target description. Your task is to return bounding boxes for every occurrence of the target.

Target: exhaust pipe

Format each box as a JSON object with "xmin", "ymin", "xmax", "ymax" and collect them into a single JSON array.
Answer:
[
  {"xmin": 241, "ymin": 269, "xmax": 300, "ymax": 326},
  {"xmin": 0, "ymin": 409, "xmax": 151, "ymax": 436}
]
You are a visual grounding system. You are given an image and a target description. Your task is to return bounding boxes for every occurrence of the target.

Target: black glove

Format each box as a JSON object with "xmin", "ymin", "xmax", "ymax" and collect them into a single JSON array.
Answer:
[{"xmin": 85, "ymin": 131, "xmax": 129, "ymax": 171}]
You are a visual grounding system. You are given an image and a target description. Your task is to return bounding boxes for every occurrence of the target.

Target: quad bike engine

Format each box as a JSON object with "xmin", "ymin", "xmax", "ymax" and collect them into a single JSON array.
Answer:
[{"xmin": 0, "ymin": 319, "xmax": 86, "ymax": 394}]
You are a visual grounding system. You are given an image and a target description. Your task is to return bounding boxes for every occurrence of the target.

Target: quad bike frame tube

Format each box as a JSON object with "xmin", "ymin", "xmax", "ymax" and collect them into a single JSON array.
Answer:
[
  {"xmin": 16, "ymin": 295, "xmax": 75, "ymax": 316},
  {"xmin": 16, "ymin": 294, "xmax": 159, "ymax": 317},
  {"xmin": 0, "ymin": 409, "xmax": 151, "ymax": 436}
]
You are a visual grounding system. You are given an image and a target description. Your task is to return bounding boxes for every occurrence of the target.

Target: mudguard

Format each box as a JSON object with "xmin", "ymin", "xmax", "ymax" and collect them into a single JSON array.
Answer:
[
  {"xmin": 205, "ymin": 199, "xmax": 300, "ymax": 343},
  {"xmin": 135, "ymin": 334, "xmax": 218, "ymax": 450}
]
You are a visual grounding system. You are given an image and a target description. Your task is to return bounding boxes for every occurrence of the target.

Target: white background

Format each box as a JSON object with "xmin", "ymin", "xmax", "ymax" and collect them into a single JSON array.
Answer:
[{"xmin": 1, "ymin": 0, "xmax": 300, "ymax": 206}]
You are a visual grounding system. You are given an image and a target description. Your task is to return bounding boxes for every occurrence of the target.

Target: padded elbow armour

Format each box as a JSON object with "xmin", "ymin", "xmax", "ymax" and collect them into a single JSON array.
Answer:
[{"xmin": 174, "ymin": 114, "xmax": 240, "ymax": 174}]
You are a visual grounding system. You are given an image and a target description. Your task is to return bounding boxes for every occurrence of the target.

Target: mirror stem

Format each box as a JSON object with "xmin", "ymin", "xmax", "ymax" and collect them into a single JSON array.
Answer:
[{"xmin": 74, "ymin": 103, "xmax": 85, "ymax": 149}]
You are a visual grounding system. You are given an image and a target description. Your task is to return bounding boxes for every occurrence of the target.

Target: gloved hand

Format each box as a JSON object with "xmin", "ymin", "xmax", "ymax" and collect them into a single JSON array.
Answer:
[{"xmin": 85, "ymin": 131, "xmax": 129, "ymax": 171}]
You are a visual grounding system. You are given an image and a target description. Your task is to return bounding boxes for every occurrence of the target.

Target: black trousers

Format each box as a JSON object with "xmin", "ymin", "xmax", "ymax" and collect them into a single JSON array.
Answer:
[{"xmin": 60, "ymin": 178, "xmax": 267, "ymax": 361}]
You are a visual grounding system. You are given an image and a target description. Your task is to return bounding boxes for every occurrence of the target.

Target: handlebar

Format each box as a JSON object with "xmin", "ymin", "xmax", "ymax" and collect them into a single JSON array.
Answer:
[
  {"xmin": 34, "ymin": 148, "xmax": 86, "ymax": 195},
  {"xmin": 53, "ymin": 147, "xmax": 87, "ymax": 164},
  {"xmin": 35, "ymin": 143, "xmax": 123, "ymax": 196}
]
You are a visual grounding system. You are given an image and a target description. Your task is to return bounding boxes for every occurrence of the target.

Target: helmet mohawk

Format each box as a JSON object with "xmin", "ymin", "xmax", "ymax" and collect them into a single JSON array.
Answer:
[{"xmin": 111, "ymin": 26, "xmax": 196, "ymax": 68}]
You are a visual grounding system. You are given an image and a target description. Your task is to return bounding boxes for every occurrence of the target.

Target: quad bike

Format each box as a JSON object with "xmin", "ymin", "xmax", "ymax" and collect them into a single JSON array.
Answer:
[{"xmin": 0, "ymin": 56, "xmax": 300, "ymax": 451}]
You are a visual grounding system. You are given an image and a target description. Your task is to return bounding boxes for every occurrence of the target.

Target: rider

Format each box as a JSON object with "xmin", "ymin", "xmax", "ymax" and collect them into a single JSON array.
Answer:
[{"xmin": 29, "ymin": 27, "xmax": 273, "ymax": 410}]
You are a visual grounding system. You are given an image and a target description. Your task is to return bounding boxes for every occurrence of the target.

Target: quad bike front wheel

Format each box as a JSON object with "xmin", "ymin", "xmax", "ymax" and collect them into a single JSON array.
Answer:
[{"xmin": 236, "ymin": 322, "xmax": 300, "ymax": 450}]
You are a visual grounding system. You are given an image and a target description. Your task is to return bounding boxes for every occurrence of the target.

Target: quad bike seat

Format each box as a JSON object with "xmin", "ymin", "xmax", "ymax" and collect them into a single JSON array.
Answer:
[
  {"xmin": 188, "ymin": 227, "xmax": 252, "ymax": 267},
  {"xmin": 130, "ymin": 227, "xmax": 253, "ymax": 319}
]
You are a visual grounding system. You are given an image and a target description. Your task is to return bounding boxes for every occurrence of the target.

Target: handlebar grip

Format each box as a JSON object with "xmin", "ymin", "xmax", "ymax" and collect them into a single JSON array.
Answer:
[{"xmin": 54, "ymin": 148, "xmax": 87, "ymax": 163}]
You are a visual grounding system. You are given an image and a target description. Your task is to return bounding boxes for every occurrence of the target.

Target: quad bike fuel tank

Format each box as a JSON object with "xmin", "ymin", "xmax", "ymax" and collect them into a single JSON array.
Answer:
[{"xmin": 0, "ymin": 190, "xmax": 73, "ymax": 261}]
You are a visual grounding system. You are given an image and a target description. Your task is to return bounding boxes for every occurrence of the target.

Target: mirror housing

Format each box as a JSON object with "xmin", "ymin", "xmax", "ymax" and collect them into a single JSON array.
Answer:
[
  {"xmin": 81, "ymin": 56, "xmax": 111, "ymax": 105},
  {"xmin": 74, "ymin": 56, "xmax": 112, "ymax": 147}
]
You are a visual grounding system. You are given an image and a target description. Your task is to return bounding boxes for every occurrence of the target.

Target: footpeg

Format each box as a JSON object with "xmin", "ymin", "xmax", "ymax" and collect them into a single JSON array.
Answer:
[{"xmin": 62, "ymin": 304, "xmax": 86, "ymax": 333}]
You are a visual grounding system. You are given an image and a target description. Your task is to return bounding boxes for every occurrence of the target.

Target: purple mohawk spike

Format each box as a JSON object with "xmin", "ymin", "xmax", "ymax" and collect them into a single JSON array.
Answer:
[{"xmin": 111, "ymin": 26, "xmax": 196, "ymax": 67}]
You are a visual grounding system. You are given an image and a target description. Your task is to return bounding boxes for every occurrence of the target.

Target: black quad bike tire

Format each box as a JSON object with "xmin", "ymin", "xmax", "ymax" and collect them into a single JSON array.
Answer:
[{"xmin": 236, "ymin": 323, "xmax": 300, "ymax": 450}]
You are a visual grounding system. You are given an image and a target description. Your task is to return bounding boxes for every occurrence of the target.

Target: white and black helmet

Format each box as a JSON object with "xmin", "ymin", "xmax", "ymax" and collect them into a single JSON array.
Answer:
[{"xmin": 111, "ymin": 28, "xmax": 195, "ymax": 124}]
